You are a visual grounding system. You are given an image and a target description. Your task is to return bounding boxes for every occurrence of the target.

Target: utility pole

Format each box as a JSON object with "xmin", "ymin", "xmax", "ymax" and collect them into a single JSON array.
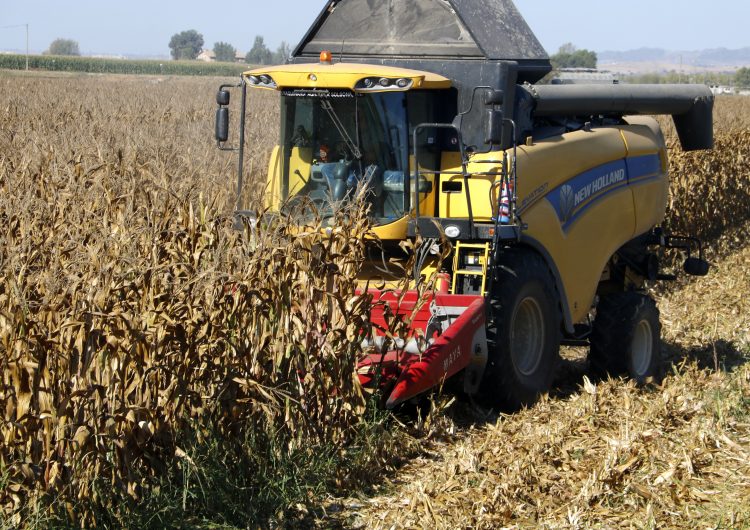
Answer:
[{"xmin": 0, "ymin": 23, "xmax": 30, "ymax": 69}]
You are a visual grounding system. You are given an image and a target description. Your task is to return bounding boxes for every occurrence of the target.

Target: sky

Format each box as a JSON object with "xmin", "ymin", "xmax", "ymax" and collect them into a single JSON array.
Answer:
[{"xmin": 0, "ymin": 0, "xmax": 748, "ymax": 57}]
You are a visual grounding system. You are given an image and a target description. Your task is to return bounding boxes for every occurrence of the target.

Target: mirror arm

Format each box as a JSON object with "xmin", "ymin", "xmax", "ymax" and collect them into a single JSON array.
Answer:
[
  {"xmin": 213, "ymin": 78, "xmax": 248, "ymax": 212},
  {"xmin": 235, "ymin": 79, "xmax": 247, "ymax": 212}
]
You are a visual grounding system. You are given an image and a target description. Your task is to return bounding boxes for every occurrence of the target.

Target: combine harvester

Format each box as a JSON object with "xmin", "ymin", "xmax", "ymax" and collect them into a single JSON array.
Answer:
[{"xmin": 214, "ymin": 0, "xmax": 713, "ymax": 409}]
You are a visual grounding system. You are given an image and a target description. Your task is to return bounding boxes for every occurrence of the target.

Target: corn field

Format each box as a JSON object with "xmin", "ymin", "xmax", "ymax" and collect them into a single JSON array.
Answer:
[
  {"xmin": 0, "ymin": 54, "xmax": 249, "ymax": 77},
  {"xmin": 0, "ymin": 76, "xmax": 377, "ymax": 526},
  {"xmin": 663, "ymin": 98, "xmax": 750, "ymax": 246},
  {"xmin": 0, "ymin": 74, "xmax": 748, "ymax": 528}
]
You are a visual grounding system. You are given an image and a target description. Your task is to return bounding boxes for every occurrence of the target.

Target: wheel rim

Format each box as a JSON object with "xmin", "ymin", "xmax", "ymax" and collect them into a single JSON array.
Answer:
[
  {"xmin": 510, "ymin": 296, "xmax": 545, "ymax": 376},
  {"xmin": 630, "ymin": 319, "xmax": 653, "ymax": 377}
]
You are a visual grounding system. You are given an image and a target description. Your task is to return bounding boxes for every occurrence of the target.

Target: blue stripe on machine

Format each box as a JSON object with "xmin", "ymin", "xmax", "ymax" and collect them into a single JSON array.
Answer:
[
  {"xmin": 627, "ymin": 154, "xmax": 662, "ymax": 186},
  {"xmin": 546, "ymin": 159, "xmax": 628, "ymax": 231},
  {"xmin": 545, "ymin": 153, "xmax": 662, "ymax": 232}
]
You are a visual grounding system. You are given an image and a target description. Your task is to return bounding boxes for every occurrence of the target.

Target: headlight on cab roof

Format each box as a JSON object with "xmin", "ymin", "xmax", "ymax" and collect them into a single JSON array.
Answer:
[
  {"xmin": 355, "ymin": 77, "xmax": 413, "ymax": 92},
  {"xmin": 246, "ymin": 74, "xmax": 277, "ymax": 89}
]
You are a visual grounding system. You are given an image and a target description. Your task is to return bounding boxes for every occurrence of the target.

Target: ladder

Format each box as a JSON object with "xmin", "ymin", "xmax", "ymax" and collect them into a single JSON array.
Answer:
[{"xmin": 451, "ymin": 242, "xmax": 491, "ymax": 296}]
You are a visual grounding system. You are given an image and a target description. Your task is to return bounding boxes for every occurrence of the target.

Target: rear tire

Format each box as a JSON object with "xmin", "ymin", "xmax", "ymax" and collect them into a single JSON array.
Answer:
[
  {"xmin": 478, "ymin": 250, "xmax": 562, "ymax": 410},
  {"xmin": 589, "ymin": 292, "xmax": 662, "ymax": 384}
]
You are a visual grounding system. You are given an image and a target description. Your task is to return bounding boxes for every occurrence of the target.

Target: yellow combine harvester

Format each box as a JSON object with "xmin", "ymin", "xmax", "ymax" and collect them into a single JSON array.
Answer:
[{"xmin": 214, "ymin": 0, "xmax": 713, "ymax": 409}]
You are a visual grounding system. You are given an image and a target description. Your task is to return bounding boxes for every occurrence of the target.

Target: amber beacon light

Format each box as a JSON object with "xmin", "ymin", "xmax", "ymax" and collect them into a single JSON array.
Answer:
[{"xmin": 319, "ymin": 50, "xmax": 333, "ymax": 64}]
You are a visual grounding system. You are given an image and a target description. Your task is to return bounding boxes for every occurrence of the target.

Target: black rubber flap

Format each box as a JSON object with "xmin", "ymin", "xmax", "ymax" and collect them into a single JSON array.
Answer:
[{"xmin": 294, "ymin": 0, "xmax": 549, "ymax": 62}]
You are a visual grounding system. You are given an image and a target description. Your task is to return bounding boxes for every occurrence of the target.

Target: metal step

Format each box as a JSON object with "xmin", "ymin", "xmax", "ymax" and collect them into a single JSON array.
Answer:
[{"xmin": 452, "ymin": 242, "xmax": 490, "ymax": 295}]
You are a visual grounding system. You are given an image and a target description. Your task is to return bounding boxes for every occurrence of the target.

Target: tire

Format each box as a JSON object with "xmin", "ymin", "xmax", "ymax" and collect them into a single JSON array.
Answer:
[
  {"xmin": 478, "ymin": 250, "xmax": 562, "ymax": 410},
  {"xmin": 589, "ymin": 292, "xmax": 662, "ymax": 384}
]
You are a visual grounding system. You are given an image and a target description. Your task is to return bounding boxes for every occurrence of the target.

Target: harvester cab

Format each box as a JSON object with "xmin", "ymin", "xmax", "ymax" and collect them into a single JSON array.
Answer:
[{"xmin": 215, "ymin": 0, "xmax": 714, "ymax": 410}]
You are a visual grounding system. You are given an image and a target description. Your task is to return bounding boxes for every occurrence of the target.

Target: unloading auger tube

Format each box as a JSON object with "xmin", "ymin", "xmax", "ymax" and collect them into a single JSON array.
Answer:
[{"xmin": 521, "ymin": 83, "xmax": 714, "ymax": 151}]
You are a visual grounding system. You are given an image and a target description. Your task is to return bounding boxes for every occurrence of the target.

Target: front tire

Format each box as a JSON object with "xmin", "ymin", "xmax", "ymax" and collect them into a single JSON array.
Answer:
[
  {"xmin": 589, "ymin": 292, "xmax": 662, "ymax": 384},
  {"xmin": 478, "ymin": 250, "xmax": 562, "ymax": 410}
]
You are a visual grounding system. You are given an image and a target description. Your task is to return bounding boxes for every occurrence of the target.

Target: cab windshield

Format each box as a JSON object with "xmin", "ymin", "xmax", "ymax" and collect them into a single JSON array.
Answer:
[{"xmin": 279, "ymin": 90, "xmax": 409, "ymax": 223}]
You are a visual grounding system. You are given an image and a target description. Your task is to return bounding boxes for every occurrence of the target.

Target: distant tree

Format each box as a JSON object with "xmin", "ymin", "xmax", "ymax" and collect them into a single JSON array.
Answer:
[
  {"xmin": 45, "ymin": 38, "xmax": 80, "ymax": 56},
  {"xmin": 272, "ymin": 41, "xmax": 292, "ymax": 64},
  {"xmin": 735, "ymin": 67, "xmax": 750, "ymax": 88},
  {"xmin": 558, "ymin": 42, "xmax": 576, "ymax": 55},
  {"xmin": 245, "ymin": 36, "xmax": 273, "ymax": 65},
  {"xmin": 550, "ymin": 43, "xmax": 598, "ymax": 69},
  {"xmin": 169, "ymin": 30, "xmax": 204, "ymax": 60},
  {"xmin": 213, "ymin": 41, "xmax": 237, "ymax": 62}
]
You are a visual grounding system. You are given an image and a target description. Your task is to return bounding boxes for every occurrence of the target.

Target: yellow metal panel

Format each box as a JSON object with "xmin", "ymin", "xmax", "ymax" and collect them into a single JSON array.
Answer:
[
  {"xmin": 265, "ymin": 146, "xmax": 313, "ymax": 208},
  {"xmin": 266, "ymin": 146, "xmax": 281, "ymax": 209},
  {"xmin": 371, "ymin": 215, "xmax": 409, "ymax": 241},
  {"xmin": 243, "ymin": 62, "xmax": 451, "ymax": 91},
  {"xmin": 514, "ymin": 128, "xmax": 634, "ymax": 324},
  {"xmin": 287, "ymin": 147, "xmax": 313, "ymax": 196},
  {"xmin": 515, "ymin": 128, "xmax": 629, "ymax": 212},
  {"xmin": 437, "ymin": 152, "xmax": 501, "ymax": 221},
  {"xmin": 619, "ymin": 118, "xmax": 669, "ymax": 235},
  {"xmin": 621, "ymin": 117, "xmax": 666, "ymax": 157},
  {"xmin": 442, "ymin": 174, "xmax": 496, "ymax": 221},
  {"xmin": 523, "ymin": 188, "xmax": 636, "ymax": 324},
  {"xmin": 630, "ymin": 179, "xmax": 668, "ymax": 235}
]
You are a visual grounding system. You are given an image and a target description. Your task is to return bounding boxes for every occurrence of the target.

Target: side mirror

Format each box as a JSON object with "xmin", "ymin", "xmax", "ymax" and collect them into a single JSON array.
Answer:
[
  {"xmin": 215, "ymin": 107, "xmax": 229, "ymax": 143},
  {"xmin": 684, "ymin": 257, "xmax": 709, "ymax": 276},
  {"xmin": 484, "ymin": 109, "xmax": 503, "ymax": 145},
  {"xmin": 216, "ymin": 89, "xmax": 230, "ymax": 106}
]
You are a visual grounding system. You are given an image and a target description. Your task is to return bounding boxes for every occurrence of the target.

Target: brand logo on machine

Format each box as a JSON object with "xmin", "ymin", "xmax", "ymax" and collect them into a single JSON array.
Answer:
[
  {"xmin": 281, "ymin": 89, "xmax": 354, "ymax": 98},
  {"xmin": 559, "ymin": 185, "xmax": 575, "ymax": 223},
  {"xmin": 443, "ymin": 346, "xmax": 462, "ymax": 373},
  {"xmin": 572, "ymin": 168, "xmax": 626, "ymax": 208},
  {"xmin": 546, "ymin": 160, "xmax": 629, "ymax": 232}
]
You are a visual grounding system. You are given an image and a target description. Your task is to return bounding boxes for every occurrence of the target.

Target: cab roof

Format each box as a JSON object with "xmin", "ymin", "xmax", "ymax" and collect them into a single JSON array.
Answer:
[{"xmin": 244, "ymin": 61, "xmax": 452, "ymax": 91}]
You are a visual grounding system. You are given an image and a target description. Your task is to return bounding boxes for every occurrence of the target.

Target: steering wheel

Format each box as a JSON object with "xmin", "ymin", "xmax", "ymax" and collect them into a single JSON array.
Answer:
[
  {"xmin": 310, "ymin": 166, "xmax": 327, "ymax": 183},
  {"xmin": 333, "ymin": 141, "xmax": 350, "ymax": 160}
]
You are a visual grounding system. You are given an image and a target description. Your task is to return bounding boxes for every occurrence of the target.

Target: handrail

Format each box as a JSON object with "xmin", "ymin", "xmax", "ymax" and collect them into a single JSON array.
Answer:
[{"xmin": 236, "ymin": 79, "xmax": 248, "ymax": 213}]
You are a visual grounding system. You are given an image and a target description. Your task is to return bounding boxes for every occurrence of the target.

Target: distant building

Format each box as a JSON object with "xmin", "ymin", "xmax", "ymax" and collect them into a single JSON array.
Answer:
[
  {"xmin": 196, "ymin": 49, "xmax": 245, "ymax": 63},
  {"xmin": 551, "ymin": 68, "xmax": 618, "ymax": 85},
  {"xmin": 710, "ymin": 85, "xmax": 733, "ymax": 96},
  {"xmin": 708, "ymin": 85, "xmax": 750, "ymax": 97}
]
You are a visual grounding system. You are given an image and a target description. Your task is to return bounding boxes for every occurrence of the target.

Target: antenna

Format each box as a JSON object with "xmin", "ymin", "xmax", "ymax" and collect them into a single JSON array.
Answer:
[{"xmin": 339, "ymin": 39, "xmax": 344, "ymax": 63}]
